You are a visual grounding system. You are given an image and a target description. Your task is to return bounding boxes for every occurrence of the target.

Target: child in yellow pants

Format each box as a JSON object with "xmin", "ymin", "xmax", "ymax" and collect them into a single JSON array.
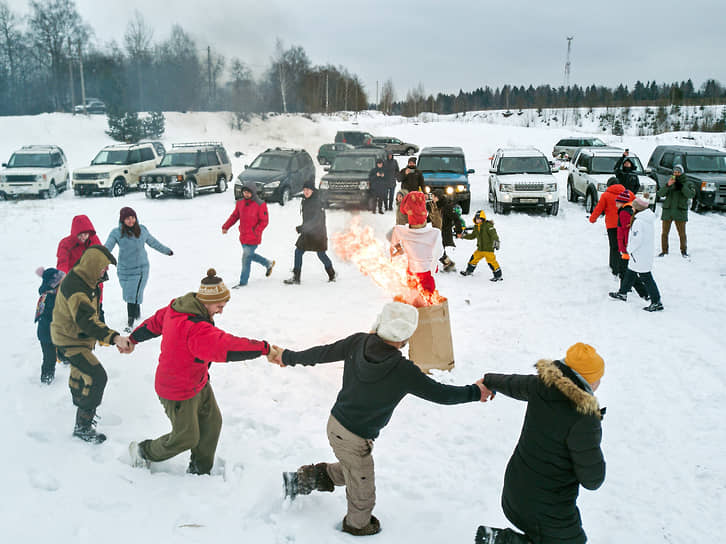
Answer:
[{"xmin": 459, "ymin": 210, "xmax": 502, "ymax": 281}]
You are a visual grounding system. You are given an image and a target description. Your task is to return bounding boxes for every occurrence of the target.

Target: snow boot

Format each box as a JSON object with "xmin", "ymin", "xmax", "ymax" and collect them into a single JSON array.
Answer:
[
  {"xmin": 73, "ymin": 408, "xmax": 106, "ymax": 444},
  {"xmin": 284, "ymin": 269, "xmax": 301, "ymax": 285},
  {"xmin": 608, "ymin": 292, "xmax": 627, "ymax": 301},
  {"xmin": 266, "ymin": 260, "xmax": 276, "ymax": 277},
  {"xmin": 490, "ymin": 268, "xmax": 503, "ymax": 282},
  {"xmin": 40, "ymin": 371, "xmax": 55, "ymax": 385},
  {"xmin": 129, "ymin": 441, "xmax": 150, "ymax": 468},
  {"xmin": 283, "ymin": 471, "xmax": 299, "ymax": 499},
  {"xmin": 284, "ymin": 462, "xmax": 334, "ymax": 500},
  {"xmin": 440, "ymin": 255, "xmax": 456, "ymax": 272},
  {"xmin": 342, "ymin": 515, "xmax": 381, "ymax": 536},
  {"xmin": 460, "ymin": 264, "xmax": 476, "ymax": 277},
  {"xmin": 643, "ymin": 301, "xmax": 664, "ymax": 312},
  {"xmin": 326, "ymin": 266, "xmax": 336, "ymax": 282},
  {"xmin": 475, "ymin": 526, "xmax": 531, "ymax": 544}
]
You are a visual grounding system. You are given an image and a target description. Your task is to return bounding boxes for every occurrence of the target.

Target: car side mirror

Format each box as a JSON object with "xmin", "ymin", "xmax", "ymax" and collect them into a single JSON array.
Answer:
[
  {"xmin": 244, "ymin": 164, "xmax": 249, "ymax": 169},
  {"xmin": 467, "ymin": 169, "xmax": 475, "ymax": 174},
  {"xmin": 578, "ymin": 166, "xmax": 588, "ymax": 173},
  {"xmin": 488, "ymin": 167, "xmax": 496, "ymax": 174},
  {"xmin": 644, "ymin": 167, "xmax": 652, "ymax": 175},
  {"xmin": 1, "ymin": 163, "xmax": 7, "ymax": 167},
  {"xmin": 551, "ymin": 167, "xmax": 559, "ymax": 173},
  {"xmin": 324, "ymin": 166, "xmax": 330, "ymax": 172},
  {"xmin": 234, "ymin": 151, "xmax": 244, "ymax": 158}
]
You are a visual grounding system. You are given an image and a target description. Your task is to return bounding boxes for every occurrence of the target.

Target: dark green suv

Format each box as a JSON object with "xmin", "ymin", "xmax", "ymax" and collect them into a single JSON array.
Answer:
[
  {"xmin": 317, "ymin": 143, "xmax": 354, "ymax": 165},
  {"xmin": 234, "ymin": 147, "xmax": 315, "ymax": 205}
]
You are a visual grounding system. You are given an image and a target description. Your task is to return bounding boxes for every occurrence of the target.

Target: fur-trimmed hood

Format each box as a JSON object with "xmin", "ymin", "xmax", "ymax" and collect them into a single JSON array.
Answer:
[{"xmin": 536, "ymin": 359, "xmax": 601, "ymax": 418}]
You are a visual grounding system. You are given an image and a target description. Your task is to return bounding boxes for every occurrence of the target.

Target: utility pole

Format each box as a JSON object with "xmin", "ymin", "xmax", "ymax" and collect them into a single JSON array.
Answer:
[
  {"xmin": 325, "ymin": 71, "xmax": 329, "ymax": 113},
  {"xmin": 564, "ymin": 36, "xmax": 573, "ymax": 89},
  {"xmin": 68, "ymin": 37, "xmax": 75, "ymax": 114},
  {"xmin": 344, "ymin": 78, "xmax": 348, "ymax": 111},
  {"xmin": 207, "ymin": 46, "xmax": 213, "ymax": 109},
  {"xmin": 376, "ymin": 80, "xmax": 379, "ymax": 110},
  {"xmin": 279, "ymin": 63, "xmax": 287, "ymax": 113},
  {"xmin": 78, "ymin": 41, "xmax": 86, "ymax": 115}
]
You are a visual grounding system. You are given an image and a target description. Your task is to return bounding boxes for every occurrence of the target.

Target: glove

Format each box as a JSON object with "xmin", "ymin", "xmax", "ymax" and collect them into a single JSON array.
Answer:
[
  {"xmin": 493, "ymin": 240, "xmax": 500, "ymax": 250},
  {"xmin": 295, "ymin": 225, "xmax": 302, "ymax": 233},
  {"xmin": 621, "ymin": 252, "xmax": 629, "ymax": 260},
  {"xmin": 168, "ymin": 250, "xmax": 174, "ymax": 256}
]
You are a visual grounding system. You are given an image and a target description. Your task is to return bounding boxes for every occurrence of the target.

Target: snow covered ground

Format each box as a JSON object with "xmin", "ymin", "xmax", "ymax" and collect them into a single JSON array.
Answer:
[{"xmin": 0, "ymin": 111, "xmax": 724, "ymax": 543}]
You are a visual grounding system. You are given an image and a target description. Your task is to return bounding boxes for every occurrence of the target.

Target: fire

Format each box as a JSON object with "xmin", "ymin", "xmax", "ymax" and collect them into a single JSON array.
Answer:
[{"xmin": 332, "ymin": 218, "xmax": 445, "ymax": 307}]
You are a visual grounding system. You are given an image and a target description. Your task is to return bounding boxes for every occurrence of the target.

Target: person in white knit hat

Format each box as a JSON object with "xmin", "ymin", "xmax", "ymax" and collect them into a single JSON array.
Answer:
[{"xmin": 269, "ymin": 301, "xmax": 492, "ymax": 537}]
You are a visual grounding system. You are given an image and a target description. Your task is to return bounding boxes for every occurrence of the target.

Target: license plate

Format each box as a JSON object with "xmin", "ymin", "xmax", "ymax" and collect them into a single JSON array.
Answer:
[
  {"xmin": 520, "ymin": 198, "xmax": 538, "ymax": 203},
  {"xmin": 148, "ymin": 183, "xmax": 163, "ymax": 190}
]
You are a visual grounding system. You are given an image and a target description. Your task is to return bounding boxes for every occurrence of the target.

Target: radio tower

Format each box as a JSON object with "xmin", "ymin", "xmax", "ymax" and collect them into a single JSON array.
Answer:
[{"xmin": 564, "ymin": 36, "xmax": 573, "ymax": 88}]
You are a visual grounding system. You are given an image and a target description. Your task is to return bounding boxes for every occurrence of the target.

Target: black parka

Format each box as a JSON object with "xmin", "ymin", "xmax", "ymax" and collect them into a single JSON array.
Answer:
[
  {"xmin": 483, "ymin": 359, "xmax": 605, "ymax": 544},
  {"xmin": 295, "ymin": 190, "xmax": 328, "ymax": 252},
  {"xmin": 368, "ymin": 166, "xmax": 388, "ymax": 198},
  {"xmin": 383, "ymin": 156, "xmax": 399, "ymax": 188},
  {"xmin": 613, "ymin": 156, "xmax": 640, "ymax": 194},
  {"xmin": 399, "ymin": 166, "xmax": 425, "ymax": 192},
  {"xmin": 435, "ymin": 195, "xmax": 461, "ymax": 247}
]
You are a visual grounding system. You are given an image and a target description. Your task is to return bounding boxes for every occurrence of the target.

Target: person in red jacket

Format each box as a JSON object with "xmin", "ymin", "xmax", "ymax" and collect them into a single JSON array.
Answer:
[
  {"xmin": 127, "ymin": 268, "xmax": 272, "ymax": 475},
  {"xmin": 222, "ymin": 183, "xmax": 274, "ymax": 287},
  {"xmin": 588, "ymin": 183, "xmax": 626, "ymax": 276},
  {"xmin": 56, "ymin": 214, "xmax": 106, "ymax": 321},
  {"xmin": 615, "ymin": 190, "xmax": 648, "ymax": 299}
]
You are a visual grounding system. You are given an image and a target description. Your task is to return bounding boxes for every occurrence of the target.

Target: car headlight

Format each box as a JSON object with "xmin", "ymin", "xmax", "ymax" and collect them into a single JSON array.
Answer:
[
  {"xmin": 499, "ymin": 183, "xmax": 514, "ymax": 192},
  {"xmin": 319, "ymin": 180, "xmax": 329, "ymax": 190},
  {"xmin": 423, "ymin": 186, "xmax": 431, "ymax": 193},
  {"xmin": 701, "ymin": 182, "xmax": 716, "ymax": 191},
  {"xmin": 545, "ymin": 183, "xmax": 558, "ymax": 192},
  {"xmin": 266, "ymin": 180, "xmax": 281, "ymax": 188},
  {"xmin": 446, "ymin": 186, "xmax": 454, "ymax": 195},
  {"xmin": 359, "ymin": 181, "xmax": 369, "ymax": 190},
  {"xmin": 597, "ymin": 182, "xmax": 608, "ymax": 192},
  {"xmin": 0, "ymin": 175, "xmax": 5, "ymax": 183},
  {"xmin": 456, "ymin": 185, "xmax": 466, "ymax": 192},
  {"xmin": 98, "ymin": 172, "xmax": 110, "ymax": 179}
]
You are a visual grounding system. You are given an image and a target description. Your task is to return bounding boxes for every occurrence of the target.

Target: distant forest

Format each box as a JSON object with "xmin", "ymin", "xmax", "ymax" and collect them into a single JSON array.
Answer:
[{"xmin": 1, "ymin": 0, "xmax": 725, "ymax": 123}]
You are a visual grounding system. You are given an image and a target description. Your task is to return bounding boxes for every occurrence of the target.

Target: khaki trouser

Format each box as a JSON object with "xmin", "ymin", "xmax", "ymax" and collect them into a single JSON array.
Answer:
[
  {"xmin": 59, "ymin": 346, "xmax": 108, "ymax": 410},
  {"xmin": 326, "ymin": 415, "xmax": 376, "ymax": 529},
  {"xmin": 469, "ymin": 250, "xmax": 500, "ymax": 270},
  {"xmin": 661, "ymin": 220, "xmax": 687, "ymax": 254},
  {"xmin": 141, "ymin": 382, "xmax": 222, "ymax": 475}
]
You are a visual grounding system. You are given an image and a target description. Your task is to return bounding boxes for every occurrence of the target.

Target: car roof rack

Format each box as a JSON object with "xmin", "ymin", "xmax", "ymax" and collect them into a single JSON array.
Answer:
[
  {"xmin": 172, "ymin": 141, "xmax": 223, "ymax": 149},
  {"xmin": 264, "ymin": 147, "xmax": 301, "ymax": 153},
  {"xmin": 19, "ymin": 145, "xmax": 58, "ymax": 151}
]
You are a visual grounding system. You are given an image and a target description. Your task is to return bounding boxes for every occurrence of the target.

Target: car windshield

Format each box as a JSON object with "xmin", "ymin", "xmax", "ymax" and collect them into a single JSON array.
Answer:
[
  {"xmin": 591, "ymin": 156, "xmax": 644, "ymax": 174},
  {"xmin": 417, "ymin": 155, "xmax": 466, "ymax": 174},
  {"xmin": 589, "ymin": 138, "xmax": 606, "ymax": 146},
  {"xmin": 685, "ymin": 154, "xmax": 726, "ymax": 173},
  {"xmin": 7, "ymin": 153, "xmax": 52, "ymax": 167},
  {"xmin": 159, "ymin": 152, "xmax": 198, "ymax": 167},
  {"xmin": 331, "ymin": 155, "xmax": 377, "ymax": 172},
  {"xmin": 498, "ymin": 156, "xmax": 550, "ymax": 174},
  {"xmin": 92, "ymin": 150, "xmax": 129, "ymax": 165},
  {"xmin": 250, "ymin": 155, "xmax": 289, "ymax": 170}
]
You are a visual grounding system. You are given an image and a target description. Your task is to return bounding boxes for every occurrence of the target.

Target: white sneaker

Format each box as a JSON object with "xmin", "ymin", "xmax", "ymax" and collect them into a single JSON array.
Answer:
[{"xmin": 129, "ymin": 441, "xmax": 150, "ymax": 468}]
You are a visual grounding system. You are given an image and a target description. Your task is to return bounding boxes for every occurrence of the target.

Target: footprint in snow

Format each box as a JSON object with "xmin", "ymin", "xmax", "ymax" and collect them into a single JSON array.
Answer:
[{"xmin": 28, "ymin": 469, "xmax": 60, "ymax": 492}]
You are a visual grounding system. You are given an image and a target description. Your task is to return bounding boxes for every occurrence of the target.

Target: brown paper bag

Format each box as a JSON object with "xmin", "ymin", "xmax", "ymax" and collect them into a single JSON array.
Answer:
[{"xmin": 408, "ymin": 298, "xmax": 454, "ymax": 373}]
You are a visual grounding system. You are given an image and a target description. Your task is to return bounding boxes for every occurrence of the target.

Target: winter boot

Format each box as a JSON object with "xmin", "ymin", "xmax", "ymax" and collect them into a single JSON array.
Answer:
[
  {"xmin": 342, "ymin": 515, "xmax": 381, "ymax": 536},
  {"xmin": 73, "ymin": 408, "xmax": 106, "ymax": 444},
  {"xmin": 40, "ymin": 372, "xmax": 54, "ymax": 385},
  {"xmin": 460, "ymin": 264, "xmax": 476, "ymax": 277},
  {"xmin": 129, "ymin": 441, "xmax": 150, "ymax": 468},
  {"xmin": 643, "ymin": 301, "xmax": 664, "ymax": 312},
  {"xmin": 608, "ymin": 292, "xmax": 627, "ymax": 301},
  {"xmin": 475, "ymin": 526, "xmax": 531, "ymax": 544},
  {"xmin": 490, "ymin": 268, "xmax": 503, "ymax": 282},
  {"xmin": 326, "ymin": 266, "xmax": 337, "ymax": 282},
  {"xmin": 266, "ymin": 260, "xmax": 276, "ymax": 277},
  {"xmin": 283, "ymin": 269, "xmax": 301, "ymax": 285},
  {"xmin": 440, "ymin": 255, "xmax": 456, "ymax": 272},
  {"xmin": 284, "ymin": 463, "xmax": 334, "ymax": 500}
]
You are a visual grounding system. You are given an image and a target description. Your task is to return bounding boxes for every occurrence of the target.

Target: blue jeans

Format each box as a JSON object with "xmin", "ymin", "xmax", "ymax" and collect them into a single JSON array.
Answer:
[
  {"xmin": 294, "ymin": 248, "xmax": 332, "ymax": 272},
  {"xmin": 239, "ymin": 244, "xmax": 270, "ymax": 286}
]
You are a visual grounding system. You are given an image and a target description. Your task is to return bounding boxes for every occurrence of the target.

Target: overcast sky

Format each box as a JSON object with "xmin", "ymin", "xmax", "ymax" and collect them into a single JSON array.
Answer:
[{"xmin": 8, "ymin": 0, "xmax": 726, "ymax": 99}]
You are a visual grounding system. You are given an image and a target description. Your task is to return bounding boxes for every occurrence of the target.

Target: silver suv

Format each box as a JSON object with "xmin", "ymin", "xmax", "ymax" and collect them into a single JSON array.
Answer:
[
  {"xmin": 0, "ymin": 145, "xmax": 69, "ymax": 199},
  {"xmin": 488, "ymin": 148, "xmax": 559, "ymax": 215}
]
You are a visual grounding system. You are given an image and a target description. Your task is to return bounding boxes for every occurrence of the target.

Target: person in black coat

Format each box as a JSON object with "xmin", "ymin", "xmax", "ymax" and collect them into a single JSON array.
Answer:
[
  {"xmin": 368, "ymin": 158, "xmax": 387, "ymax": 214},
  {"xmin": 399, "ymin": 156, "xmax": 425, "ymax": 192},
  {"xmin": 476, "ymin": 343, "xmax": 606, "ymax": 544},
  {"xmin": 34, "ymin": 267, "xmax": 65, "ymax": 384},
  {"xmin": 613, "ymin": 151, "xmax": 640, "ymax": 194},
  {"xmin": 431, "ymin": 190, "xmax": 462, "ymax": 271},
  {"xmin": 383, "ymin": 151, "xmax": 399, "ymax": 211},
  {"xmin": 284, "ymin": 181, "xmax": 336, "ymax": 285}
]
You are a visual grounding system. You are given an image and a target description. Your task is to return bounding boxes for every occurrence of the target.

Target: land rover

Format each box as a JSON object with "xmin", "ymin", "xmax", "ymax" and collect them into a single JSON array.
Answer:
[
  {"xmin": 488, "ymin": 148, "xmax": 559, "ymax": 215},
  {"xmin": 319, "ymin": 148, "xmax": 385, "ymax": 208},
  {"xmin": 0, "ymin": 145, "xmax": 69, "ymax": 199}
]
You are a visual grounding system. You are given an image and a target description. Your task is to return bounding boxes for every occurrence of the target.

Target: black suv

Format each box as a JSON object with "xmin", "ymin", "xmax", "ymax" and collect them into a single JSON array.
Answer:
[
  {"xmin": 319, "ymin": 148, "xmax": 386, "ymax": 208},
  {"xmin": 335, "ymin": 131, "xmax": 374, "ymax": 147},
  {"xmin": 234, "ymin": 148, "xmax": 315, "ymax": 205},
  {"xmin": 647, "ymin": 145, "xmax": 726, "ymax": 211}
]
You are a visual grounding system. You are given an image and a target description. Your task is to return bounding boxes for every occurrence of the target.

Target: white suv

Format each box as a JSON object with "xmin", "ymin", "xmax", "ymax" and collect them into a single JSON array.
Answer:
[
  {"xmin": 73, "ymin": 142, "xmax": 164, "ymax": 197},
  {"xmin": 488, "ymin": 148, "xmax": 559, "ymax": 215},
  {"xmin": 0, "ymin": 145, "xmax": 69, "ymax": 200},
  {"xmin": 568, "ymin": 149, "xmax": 657, "ymax": 212}
]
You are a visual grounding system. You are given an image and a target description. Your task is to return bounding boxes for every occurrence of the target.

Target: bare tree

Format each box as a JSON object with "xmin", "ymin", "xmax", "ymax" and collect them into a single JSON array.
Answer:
[
  {"xmin": 0, "ymin": 1, "xmax": 22, "ymax": 113},
  {"xmin": 380, "ymin": 78, "xmax": 395, "ymax": 114},
  {"xmin": 124, "ymin": 10, "xmax": 153, "ymax": 110}
]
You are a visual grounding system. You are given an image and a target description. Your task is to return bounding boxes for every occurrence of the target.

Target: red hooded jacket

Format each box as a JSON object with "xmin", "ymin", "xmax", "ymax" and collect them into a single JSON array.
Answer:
[
  {"xmin": 222, "ymin": 187, "xmax": 269, "ymax": 246},
  {"xmin": 616, "ymin": 203, "xmax": 635, "ymax": 253},
  {"xmin": 56, "ymin": 215, "xmax": 102, "ymax": 273},
  {"xmin": 589, "ymin": 184, "xmax": 626, "ymax": 229},
  {"xmin": 130, "ymin": 293, "xmax": 270, "ymax": 401}
]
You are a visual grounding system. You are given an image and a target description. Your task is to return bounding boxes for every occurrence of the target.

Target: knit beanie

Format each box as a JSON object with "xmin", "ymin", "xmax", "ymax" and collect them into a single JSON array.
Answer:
[
  {"xmin": 400, "ymin": 191, "xmax": 428, "ymax": 226},
  {"xmin": 632, "ymin": 196, "xmax": 649, "ymax": 211},
  {"xmin": 303, "ymin": 180, "xmax": 315, "ymax": 190},
  {"xmin": 615, "ymin": 190, "xmax": 632, "ymax": 203},
  {"xmin": 197, "ymin": 268, "xmax": 230, "ymax": 304},
  {"xmin": 372, "ymin": 302, "xmax": 419, "ymax": 342},
  {"xmin": 565, "ymin": 343, "xmax": 605, "ymax": 384},
  {"xmin": 119, "ymin": 207, "xmax": 136, "ymax": 222},
  {"xmin": 673, "ymin": 164, "xmax": 684, "ymax": 174}
]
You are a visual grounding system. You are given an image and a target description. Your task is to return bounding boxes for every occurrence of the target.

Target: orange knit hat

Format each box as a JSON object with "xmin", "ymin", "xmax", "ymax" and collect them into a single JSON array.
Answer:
[{"xmin": 565, "ymin": 343, "xmax": 604, "ymax": 384}]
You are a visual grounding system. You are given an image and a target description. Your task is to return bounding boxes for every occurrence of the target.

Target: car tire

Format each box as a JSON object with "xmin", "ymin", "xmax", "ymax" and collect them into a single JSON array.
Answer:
[
  {"xmin": 585, "ymin": 190, "xmax": 597, "ymax": 214},
  {"xmin": 691, "ymin": 197, "xmax": 702, "ymax": 213},
  {"xmin": 111, "ymin": 178, "xmax": 126, "ymax": 197},
  {"xmin": 567, "ymin": 178, "xmax": 577, "ymax": 202},
  {"xmin": 184, "ymin": 179, "xmax": 196, "ymax": 199},
  {"xmin": 43, "ymin": 182, "xmax": 58, "ymax": 199},
  {"xmin": 215, "ymin": 176, "xmax": 227, "ymax": 193},
  {"xmin": 279, "ymin": 187, "xmax": 290, "ymax": 206},
  {"xmin": 461, "ymin": 199, "xmax": 471, "ymax": 215},
  {"xmin": 406, "ymin": 147, "xmax": 416, "ymax": 156},
  {"xmin": 549, "ymin": 201, "xmax": 559, "ymax": 216},
  {"xmin": 493, "ymin": 193, "xmax": 502, "ymax": 214},
  {"xmin": 145, "ymin": 189, "xmax": 156, "ymax": 199}
]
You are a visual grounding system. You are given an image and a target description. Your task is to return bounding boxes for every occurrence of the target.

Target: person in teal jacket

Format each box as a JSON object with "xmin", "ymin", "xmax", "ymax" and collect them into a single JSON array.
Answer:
[
  {"xmin": 656, "ymin": 164, "xmax": 695, "ymax": 257},
  {"xmin": 105, "ymin": 207, "xmax": 173, "ymax": 329}
]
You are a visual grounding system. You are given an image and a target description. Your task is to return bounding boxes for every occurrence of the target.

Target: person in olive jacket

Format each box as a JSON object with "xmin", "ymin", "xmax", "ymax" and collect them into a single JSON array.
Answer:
[
  {"xmin": 459, "ymin": 210, "xmax": 502, "ymax": 281},
  {"xmin": 284, "ymin": 181, "xmax": 336, "ymax": 285},
  {"xmin": 656, "ymin": 164, "xmax": 695, "ymax": 257},
  {"xmin": 476, "ymin": 343, "xmax": 606, "ymax": 544}
]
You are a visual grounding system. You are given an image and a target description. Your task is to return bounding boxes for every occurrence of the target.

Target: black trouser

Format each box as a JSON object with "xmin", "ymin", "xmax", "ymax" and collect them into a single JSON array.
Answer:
[
  {"xmin": 619, "ymin": 270, "xmax": 661, "ymax": 304},
  {"xmin": 618, "ymin": 258, "xmax": 648, "ymax": 298},
  {"xmin": 127, "ymin": 302, "xmax": 140, "ymax": 320},
  {"xmin": 607, "ymin": 228, "xmax": 619, "ymax": 275},
  {"xmin": 371, "ymin": 195, "xmax": 384, "ymax": 212},
  {"xmin": 40, "ymin": 342, "xmax": 56, "ymax": 377},
  {"xmin": 385, "ymin": 186, "xmax": 395, "ymax": 210},
  {"xmin": 59, "ymin": 347, "xmax": 108, "ymax": 410}
]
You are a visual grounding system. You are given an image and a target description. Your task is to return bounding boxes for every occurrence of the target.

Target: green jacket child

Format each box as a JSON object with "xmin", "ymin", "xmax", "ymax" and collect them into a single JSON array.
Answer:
[{"xmin": 459, "ymin": 210, "xmax": 502, "ymax": 281}]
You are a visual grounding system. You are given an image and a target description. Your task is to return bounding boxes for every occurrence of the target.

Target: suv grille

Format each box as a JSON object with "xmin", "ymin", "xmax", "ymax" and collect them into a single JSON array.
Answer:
[
  {"xmin": 6, "ymin": 175, "xmax": 35, "ymax": 182},
  {"xmin": 329, "ymin": 180, "xmax": 363, "ymax": 191},
  {"xmin": 75, "ymin": 173, "xmax": 101, "ymax": 180},
  {"xmin": 515, "ymin": 183, "xmax": 544, "ymax": 192}
]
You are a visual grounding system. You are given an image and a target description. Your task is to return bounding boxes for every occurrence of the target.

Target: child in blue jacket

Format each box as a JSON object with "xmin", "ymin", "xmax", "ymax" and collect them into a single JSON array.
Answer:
[{"xmin": 35, "ymin": 267, "xmax": 64, "ymax": 384}]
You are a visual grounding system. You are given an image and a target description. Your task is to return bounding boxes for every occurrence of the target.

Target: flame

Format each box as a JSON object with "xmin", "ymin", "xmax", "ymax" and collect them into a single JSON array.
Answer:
[{"xmin": 332, "ymin": 218, "xmax": 445, "ymax": 307}]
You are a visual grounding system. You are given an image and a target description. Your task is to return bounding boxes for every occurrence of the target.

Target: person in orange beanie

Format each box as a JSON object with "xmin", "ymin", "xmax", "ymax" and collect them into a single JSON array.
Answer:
[{"xmin": 475, "ymin": 343, "xmax": 606, "ymax": 544}]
